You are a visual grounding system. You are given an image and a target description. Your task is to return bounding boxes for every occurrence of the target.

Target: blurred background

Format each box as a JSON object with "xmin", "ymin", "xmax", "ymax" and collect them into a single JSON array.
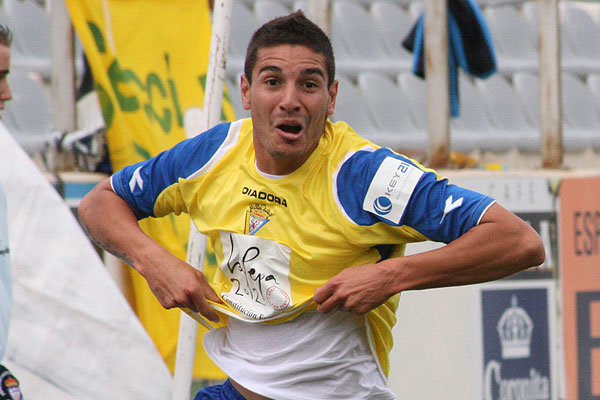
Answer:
[{"xmin": 1, "ymin": 0, "xmax": 599, "ymax": 399}]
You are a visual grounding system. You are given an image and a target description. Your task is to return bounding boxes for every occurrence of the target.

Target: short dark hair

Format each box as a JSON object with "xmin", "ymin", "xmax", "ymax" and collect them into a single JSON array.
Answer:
[
  {"xmin": 244, "ymin": 10, "xmax": 335, "ymax": 87},
  {"xmin": 0, "ymin": 24, "xmax": 12, "ymax": 47}
]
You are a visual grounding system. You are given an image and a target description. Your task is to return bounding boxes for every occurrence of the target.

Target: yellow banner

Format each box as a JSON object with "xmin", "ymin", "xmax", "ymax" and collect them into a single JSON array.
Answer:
[{"xmin": 66, "ymin": 0, "xmax": 234, "ymax": 379}]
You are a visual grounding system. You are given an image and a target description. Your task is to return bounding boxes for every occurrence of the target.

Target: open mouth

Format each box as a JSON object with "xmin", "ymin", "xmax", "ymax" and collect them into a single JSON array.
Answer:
[{"xmin": 276, "ymin": 123, "xmax": 303, "ymax": 134}]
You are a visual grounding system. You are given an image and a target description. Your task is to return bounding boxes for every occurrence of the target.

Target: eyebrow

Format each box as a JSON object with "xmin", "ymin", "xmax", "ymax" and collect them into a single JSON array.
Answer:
[{"xmin": 257, "ymin": 65, "xmax": 325, "ymax": 80}]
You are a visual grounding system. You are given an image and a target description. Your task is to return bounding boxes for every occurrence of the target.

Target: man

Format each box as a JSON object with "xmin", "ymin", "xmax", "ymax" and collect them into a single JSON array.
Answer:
[
  {"xmin": 0, "ymin": 24, "xmax": 23, "ymax": 400},
  {"xmin": 0, "ymin": 25, "xmax": 12, "ymax": 115},
  {"xmin": 79, "ymin": 12, "xmax": 545, "ymax": 400}
]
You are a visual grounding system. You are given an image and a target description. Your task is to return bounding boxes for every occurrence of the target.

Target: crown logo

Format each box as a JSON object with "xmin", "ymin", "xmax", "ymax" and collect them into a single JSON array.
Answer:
[{"xmin": 497, "ymin": 295, "xmax": 533, "ymax": 359}]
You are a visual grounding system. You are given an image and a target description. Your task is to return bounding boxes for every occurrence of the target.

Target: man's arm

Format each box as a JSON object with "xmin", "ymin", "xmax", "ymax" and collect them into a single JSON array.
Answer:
[
  {"xmin": 314, "ymin": 203, "xmax": 545, "ymax": 314},
  {"xmin": 78, "ymin": 179, "xmax": 221, "ymax": 322}
]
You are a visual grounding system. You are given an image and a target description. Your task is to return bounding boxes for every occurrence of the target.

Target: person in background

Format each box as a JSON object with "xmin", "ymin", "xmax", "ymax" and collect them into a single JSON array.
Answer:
[
  {"xmin": 0, "ymin": 24, "xmax": 24, "ymax": 400},
  {"xmin": 0, "ymin": 24, "xmax": 12, "ymax": 115},
  {"xmin": 78, "ymin": 12, "xmax": 545, "ymax": 400}
]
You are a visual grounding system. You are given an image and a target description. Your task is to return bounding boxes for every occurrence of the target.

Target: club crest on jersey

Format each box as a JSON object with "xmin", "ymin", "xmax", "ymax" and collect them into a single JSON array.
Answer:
[{"xmin": 245, "ymin": 204, "xmax": 273, "ymax": 235}]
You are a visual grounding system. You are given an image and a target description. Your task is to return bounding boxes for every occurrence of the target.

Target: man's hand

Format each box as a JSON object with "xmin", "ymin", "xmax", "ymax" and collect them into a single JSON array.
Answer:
[
  {"xmin": 78, "ymin": 178, "xmax": 223, "ymax": 323},
  {"xmin": 314, "ymin": 263, "xmax": 393, "ymax": 315},
  {"xmin": 139, "ymin": 252, "xmax": 223, "ymax": 323}
]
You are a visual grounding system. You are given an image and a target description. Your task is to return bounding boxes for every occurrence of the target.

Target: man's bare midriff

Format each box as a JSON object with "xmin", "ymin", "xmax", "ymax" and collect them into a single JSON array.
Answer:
[{"xmin": 230, "ymin": 379, "xmax": 273, "ymax": 400}]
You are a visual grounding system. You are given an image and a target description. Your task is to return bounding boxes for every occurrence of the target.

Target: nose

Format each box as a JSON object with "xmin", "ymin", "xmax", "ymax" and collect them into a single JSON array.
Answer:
[
  {"xmin": 0, "ymin": 80, "xmax": 12, "ymax": 105},
  {"xmin": 279, "ymin": 83, "xmax": 301, "ymax": 113}
]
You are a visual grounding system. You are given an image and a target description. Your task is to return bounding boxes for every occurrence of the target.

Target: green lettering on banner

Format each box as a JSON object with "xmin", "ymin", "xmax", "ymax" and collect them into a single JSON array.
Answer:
[
  {"xmin": 133, "ymin": 141, "xmax": 151, "ymax": 160},
  {"xmin": 165, "ymin": 54, "xmax": 184, "ymax": 128},
  {"xmin": 108, "ymin": 59, "xmax": 142, "ymax": 112},
  {"xmin": 87, "ymin": 22, "xmax": 106, "ymax": 53},
  {"xmin": 95, "ymin": 84, "xmax": 114, "ymax": 128},
  {"xmin": 145, "ymin": 73, "xmax": 172, "ymax": 132},
  {"xmin": 85, "ymin": 21, "xmax": 187, "ymax": 134}
]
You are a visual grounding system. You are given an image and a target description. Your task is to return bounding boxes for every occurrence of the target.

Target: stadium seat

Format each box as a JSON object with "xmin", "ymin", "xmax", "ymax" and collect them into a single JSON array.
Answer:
[
  {"xmin": 515, "ymin": 71, "xmax": 600, "ymax": 151},
  {"xmin": 225, "ymin": 76, "xmax": 250, "ymax": 119},
  {"xmin": 560, "ymin": 4, "xmax": 600, "ymax": 73},
  {"xmin": 4, "ymin": 70, "xmax": 54, "ymax": 153},
  {"xmin": 397, "ymin": 72, "xmax": 427, "ymax": 132},
  {"xmin": 293, "ymin": 0, "xmax": 308, "ymax": 13},
  {"xmin": 0, "ymin": 3, "xmax": 8, "ymax": 25},
  {"xmin": 586, "ymin": 73, "xmax": 600, "ymax": 105},
  {"xmin": 512, "ymin": 71, "xmax": 539, "ymax": 129},
  {"xmin": 331, "ymin": 74, "xmax": 383, "ymax": 144},
  {"xmin": 331, "ymin": 0, "xmax": 392, "ymax": 77},
  {"xmin": 4, "ymin": 0, "xmax": 52, "ymax": 77},
  {"xmin": 228, "ymin": 1, "xmax": 260, "ymax": 75},
  {"xmin": 523, "ymin": 2, "xmax": 588, "ymax": 73},
  {"xmin": 369, "ymin": 1, "xmax": 413, "ymax": 70},
  {"xmin": 254, "ymin": 0, "xmax": 292, "ymax": 25},
  {"xmin": 476, "ymin": 74, "xmax": 539, "ymax": 151},
  {"xmin": 561, "ymin": 72, "xmax": 600, "ymax": 150},
  {"xmin": 450, "ymin": 74, "xmax": 498, "ymax": 152},
  {"xmin": 407, "ymin": 1, "xmax": 423, "ymax": 20},
  {"xmin": 483, "ymin": 5, "xmax": 537, "ymax": 73},
  {"xmin": 357, "ymin": 71, "xmax": 427, "ymax": 150}
]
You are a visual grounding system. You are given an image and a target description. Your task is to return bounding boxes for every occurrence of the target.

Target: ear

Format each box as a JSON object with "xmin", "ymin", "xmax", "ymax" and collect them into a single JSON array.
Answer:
[
  {"xmin": 326, "ymin": 80, "xmax": 338, "ymax": 115},
  {"xmin": 240, "ymin": 74, "xmax": 251, "ymax": 110}
]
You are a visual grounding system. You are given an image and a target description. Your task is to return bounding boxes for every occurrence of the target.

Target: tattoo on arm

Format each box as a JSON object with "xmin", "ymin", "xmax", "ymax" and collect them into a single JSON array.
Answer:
[{"xmin": 80, "ymin": 222, "xmax": 136, "ymax": 270}]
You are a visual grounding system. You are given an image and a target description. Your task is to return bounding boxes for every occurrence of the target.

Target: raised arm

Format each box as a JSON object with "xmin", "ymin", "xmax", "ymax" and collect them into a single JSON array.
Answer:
[
  {"xmin": 78, "ymin": 179, "xmax": 221, "ymax": 321},
  {"xmin": 314, "ymin": 202, "xmax": 545, "ymax": 314}
]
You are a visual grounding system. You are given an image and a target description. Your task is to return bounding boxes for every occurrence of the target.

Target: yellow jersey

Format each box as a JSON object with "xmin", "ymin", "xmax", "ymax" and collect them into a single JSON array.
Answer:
[{"xmin": 111, "ymin": 118, "xmax": 494, "ymax": 375}]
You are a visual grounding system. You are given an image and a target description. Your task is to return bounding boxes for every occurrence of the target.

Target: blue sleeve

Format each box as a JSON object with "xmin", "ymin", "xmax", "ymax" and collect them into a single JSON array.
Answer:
[
  {"xmin": 110, "ymin": 122, "xmax": 231, "ymax": 219},
  {"xmin": 337, "ymin": 148, "xmax": 495, "ymax": 243}
]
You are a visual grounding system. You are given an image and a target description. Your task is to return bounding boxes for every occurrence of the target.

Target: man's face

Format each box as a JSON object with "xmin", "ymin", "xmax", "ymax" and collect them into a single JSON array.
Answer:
[
  {"xmin": 0, "ymin": 44, "xmax": 11, "ymax": 116},
  {"xmin": 241, "ymin": 44, "xmax": 337, "ymax": 175}
]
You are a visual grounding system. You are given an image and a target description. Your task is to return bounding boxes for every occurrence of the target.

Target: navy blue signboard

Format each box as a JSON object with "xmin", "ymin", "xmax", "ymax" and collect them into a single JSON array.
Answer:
[{"xmin": 481, "ymin": 286, "xmax": 552, "ymax": 400}]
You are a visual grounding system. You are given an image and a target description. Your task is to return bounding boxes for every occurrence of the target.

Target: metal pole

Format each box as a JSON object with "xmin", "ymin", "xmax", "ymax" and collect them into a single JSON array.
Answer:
[
  {"xmin": 50, "ymin": 0, "xmax": 76, "ymax": 132},
  {"xmin": 538, "ymin": 0, "xmax": 562, "ymax": 168},
  {"xmin": 171, "ymin": 1, "xmax": 232, "ymax": 399},
  {"xmin": 425, "ymin": 0, "xmax": 450, "ymax": 168}
]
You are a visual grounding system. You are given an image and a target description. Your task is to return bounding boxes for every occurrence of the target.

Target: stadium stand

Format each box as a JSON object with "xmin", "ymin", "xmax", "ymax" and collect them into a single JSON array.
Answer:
[
  {"xmin": 4, "ymin": 70, "xmax": 53, "ymax": 154},
  {"xmin": 476, "ymin": 74, "xmax": 539, "ymax": 151},
  {"xmin": 586, "ymin": 73, "xmax": 600, "ymax": 106},
  {"xmin": 522, "ymin": 1, "xmax": 582, "ymax": 73},
  {"xmin": 483, "ymin": 5, "xmax": 538, "ymax": 73},
  {"xmin": 226, "ymin": 76, "xmax": 250, "ymax": 119},
  {"xmin": 357, "ymin": 71, "xmax": 427, "ymax": 150},
  {"xmin": 397, "ymin": 71, "xmax": 428, "ymax": 133},
  {"xmin": 3, "ymin": 0, "xmax": 52, "ymax": 78},
  {"xmin": 512, "ymin": 71, "xmax": 539, "ymax": 129},
  {"xmin": 4, "ymin": 0, "xmax": 600, "ymax": 160},
  {"xmin": 514, "ymin": 70, "xmax": 600, "ymax": 151},
  {"xmin": 560, "ymin": 4, "xmax": 600, "ymax": 73},
  {"xmin": 254, "ymin": 0, "xmax": 291, "ymax": 24},
  {"xmin": 331, "ymin": 0, "xmax": 395, "ymax": 77},
  {"xmin": 331, "ymin": 74, "xmax": 379, "ymax": 139},
  {"xmin": 450, "ymin": 75, "xmax": 497, "ymax": 152},
  {"xmin": 369, "ymin": 0, "xmax": 413, "ymax": 70},
  {"xmin": 228, "ymin": 1, "xmax": 258, "ymax": 74},
  {"xmin": 561, "ymin": 72, "xmax": 600, "ymax": 150}
]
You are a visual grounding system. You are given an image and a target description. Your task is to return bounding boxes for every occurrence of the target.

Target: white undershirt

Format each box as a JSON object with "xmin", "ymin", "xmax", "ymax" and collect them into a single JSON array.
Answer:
[{"xmin": 204, "ymin": 310, "xmax": 395, "ymax": 400}]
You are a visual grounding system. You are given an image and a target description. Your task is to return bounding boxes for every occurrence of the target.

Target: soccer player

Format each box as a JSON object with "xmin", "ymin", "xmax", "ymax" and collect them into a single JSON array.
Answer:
[
  {"xmin": 0, "ymin": 24, "xmax": 23, "ymax": 400},
  {"xmin": 79, "ymin": 11, "xmax": 545, "ymax": 400}
]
